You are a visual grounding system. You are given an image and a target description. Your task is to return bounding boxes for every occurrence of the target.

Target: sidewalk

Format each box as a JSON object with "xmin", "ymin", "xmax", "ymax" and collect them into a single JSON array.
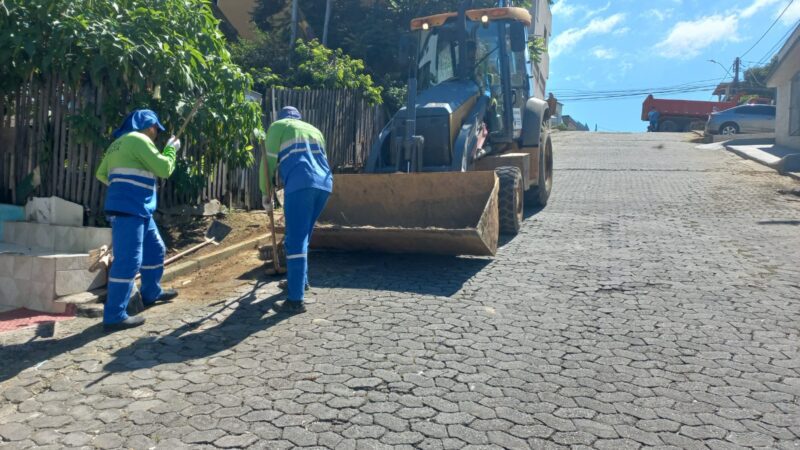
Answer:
[{"xmin": 723, "ymin": 137, "xmax": 800, "ymax": 181}]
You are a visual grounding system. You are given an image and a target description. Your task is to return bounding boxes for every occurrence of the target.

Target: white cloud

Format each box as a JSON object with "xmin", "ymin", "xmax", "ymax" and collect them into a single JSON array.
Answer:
[
  {"xmin": 780, "ymin": 1, "xmax": 800, "ymax": 24},
  {"xmin": 644, "ymin": 9, "xmax": 672, "ymax": 21},
  {"xmin": 656, "ymin": 14, "xmax": 739, "ymax": 59},
  {"xmin": 740, "ymin": 0, "xmax": 781, "ymax": 18},
  {"xmin": 613, "ymin": 27, "xmax": 630, "ymax": 36},
  {"xmin": 584, "ymin": 2, "xmax": 611, "ymax": 20},
  {"xmin": 551, "ymin": 0, "xmax": 577, "ymax": 17},
  {"xmin": 591, "ymin": 46, "xmax": 616, "ymax": 59},
  {"xmin": 550, "ymin": 13, "xmax": 626, "ymax": 57}
]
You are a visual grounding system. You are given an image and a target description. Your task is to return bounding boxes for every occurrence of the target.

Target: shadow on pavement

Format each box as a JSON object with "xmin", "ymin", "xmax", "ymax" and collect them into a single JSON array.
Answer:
[
  {"xmin": 101, "ymin": 278, "xmax": 288, "ymax": 375},
  {"xmin": 0, "ymin": 250, "xmax": 491, "ymax": 381},
  {"xmin": 757, "ymin": 220, "xmax": 800, "ymax": 226},
  {"xmin": 0, "ymin": 323, "xmax": 108, "ymax": 382},
  {"xmin": 306, "ymin": 252, "xmax": 491, "ymax": 297}
]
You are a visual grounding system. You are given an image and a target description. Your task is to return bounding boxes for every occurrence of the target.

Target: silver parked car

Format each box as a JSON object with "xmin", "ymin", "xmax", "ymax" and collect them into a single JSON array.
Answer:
[{"xmin": 705, "ymin": 104, "xmax": 775, "ymax": 135}]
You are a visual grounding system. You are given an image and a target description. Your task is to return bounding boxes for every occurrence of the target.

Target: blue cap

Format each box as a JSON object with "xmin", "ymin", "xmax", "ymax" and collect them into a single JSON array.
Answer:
[
  {"xmin": 278, "ymin": 106, "xmax": 302, "ymax": 120},
  {"xmin": 112, "ymin": 109, "xmax": 166, "ymax": 139}
]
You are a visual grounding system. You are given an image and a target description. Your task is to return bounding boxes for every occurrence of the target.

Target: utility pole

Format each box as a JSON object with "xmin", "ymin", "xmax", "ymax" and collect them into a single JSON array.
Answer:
[
  {"xmin": 733, "ymin": 57, "xmax": 741, "ymax": 92},
  {"xmin": 322, "ymin": 0, "xmax": 332, "ymax": 47},
  {"xmin": 290, "ymin": 0, "xmax": 298, "ymax": 49},
  {"xmin": 289, "ymin": 0, "xmax": 298, "ymax": 66}
]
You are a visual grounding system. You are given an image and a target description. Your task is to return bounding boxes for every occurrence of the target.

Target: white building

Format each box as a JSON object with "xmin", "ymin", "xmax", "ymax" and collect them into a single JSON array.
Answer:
[
  {"xmin": 529, "ymin": 0, "xmax": 552, "ymax": 100},
  {"xmin": 214, "ymin": 0, "xmax": 259, "ymax": 40},
  {"xmin": 766, "ymin": 24, "xmax": 800, "ymax": 151}
]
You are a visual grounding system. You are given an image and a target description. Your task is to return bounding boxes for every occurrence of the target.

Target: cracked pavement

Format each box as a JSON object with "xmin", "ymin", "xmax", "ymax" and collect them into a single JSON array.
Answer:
[{"xmin": 1, "ymin": 132, "xmax": 800, "ymax": 449}]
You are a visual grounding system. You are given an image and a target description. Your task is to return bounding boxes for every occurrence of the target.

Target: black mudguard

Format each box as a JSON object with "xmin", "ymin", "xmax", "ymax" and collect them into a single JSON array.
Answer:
[
  {"xmin": 521, "ymin": 97, "xmax": 551, "ymax": 148},
  {"xmin": 452, "ymin": 95, "xmax": 489, "ymax": 171}
]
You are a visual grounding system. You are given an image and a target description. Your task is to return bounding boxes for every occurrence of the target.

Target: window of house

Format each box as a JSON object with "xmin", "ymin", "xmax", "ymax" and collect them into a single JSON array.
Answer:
[{"xmin": 791, "ymin": 72, "xmax": 800, "ymax": 136}]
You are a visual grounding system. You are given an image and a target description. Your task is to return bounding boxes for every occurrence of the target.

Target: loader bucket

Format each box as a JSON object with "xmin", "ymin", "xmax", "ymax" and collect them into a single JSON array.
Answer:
[{"xmin": 312, "ymin": 172, "xmax": 499, "ymax": 256}]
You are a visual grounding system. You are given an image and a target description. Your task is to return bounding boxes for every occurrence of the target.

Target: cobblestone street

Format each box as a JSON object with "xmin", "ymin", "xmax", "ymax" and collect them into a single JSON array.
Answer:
[{"xmin": 2, "ymin": 131, "xmax": 800, "ymax": 449}]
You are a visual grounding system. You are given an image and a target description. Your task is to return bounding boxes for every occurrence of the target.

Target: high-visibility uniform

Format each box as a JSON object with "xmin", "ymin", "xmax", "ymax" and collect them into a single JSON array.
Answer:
[
  {"xmin": 96, "ymin": 132, "xmax": 176, "ymax": 324},
  {"xmin": 260, "ymin": 118, "xmax": 332, "ymax": 302}
]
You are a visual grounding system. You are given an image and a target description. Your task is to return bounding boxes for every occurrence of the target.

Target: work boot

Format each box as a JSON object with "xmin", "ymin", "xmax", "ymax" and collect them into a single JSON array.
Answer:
[
  {"xmin": 103, "ymin": 315, "xmax": 145, "ymax": 332},
  {"xmin": 144, "ymin": 289, "xmax": 179, "ymax": 309},
  {"xmin": 278, "ymin": 280, "xmax": 310, "ymax": 291},
  {"xmin": 272, "ymin": 300, "xmax": 306, "ymax": 315}
]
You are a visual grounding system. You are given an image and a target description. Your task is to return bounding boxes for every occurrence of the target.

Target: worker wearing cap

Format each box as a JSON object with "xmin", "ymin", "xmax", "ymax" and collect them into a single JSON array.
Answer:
[
  {"xmin": 96, "ymin": 109, "xmax": 180, "ymax": 331},
  {"xmin": 260, "ymin": 106, "xmax": 332, "ymax": 314}
]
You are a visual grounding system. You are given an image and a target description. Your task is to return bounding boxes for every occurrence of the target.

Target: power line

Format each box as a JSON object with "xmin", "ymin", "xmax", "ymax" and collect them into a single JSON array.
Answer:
[
  {"xmin": 755, "ymin": 19, "xmax": 799, "ymax": 65},
  {"xmin": 740, "ymin": 0, "xmax": 795, "ymax": 58},
  {"xmin": 552, "ymin": 78, "xmax": 722, "ymax": 93},
  {"xmin": 556, "ymin": 84, "xmax": 720, "ymax": 102},
  {"xmin": 556, "ymin": 86, "xmax": 719, "ymax": 100},
  {"xmin": 709, "ymin": 62, "xmax": 734, "ymax": 100},
  {"xmin": 551, "ymin": 79, "xmax": 723, "ymax": 97}
]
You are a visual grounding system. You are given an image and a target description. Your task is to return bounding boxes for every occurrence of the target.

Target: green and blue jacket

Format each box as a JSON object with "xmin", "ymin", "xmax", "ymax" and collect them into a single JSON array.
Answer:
[
  {"xmin": 260, "ymin": 119, "xmax": 332, "ymax": 195},
  {"xmin": 96, "ymin": 132, "xmax": 176, "ymax": 217}
]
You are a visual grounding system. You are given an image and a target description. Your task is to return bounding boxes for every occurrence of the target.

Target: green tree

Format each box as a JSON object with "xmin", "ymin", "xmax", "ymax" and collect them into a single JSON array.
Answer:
[
  {"xmin": 230, "ymin": 35, "xmax": 382, "ymax": 104},
  {"xmin": 271, "ymin": 0, "xmax": 548, "ymax": 109},
  {"xmin": 0, "ymin": 0, "xmax": 263, "ymax": 173},
  {"xmin": 743, "ymin": 57, "xmax": 778, "ymax": 88}
]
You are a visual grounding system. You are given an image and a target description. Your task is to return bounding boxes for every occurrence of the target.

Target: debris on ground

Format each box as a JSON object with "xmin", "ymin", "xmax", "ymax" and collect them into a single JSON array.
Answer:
[
  {"xmin": 163, "ymin": 249, "xmax": 268, "ymax": 303},
  {"xmin": 159, "ymin": 199, "xmax": 228, "ymax": 217},
  {"xmin": 159, "ymin": 210, "xmax": 274, "ymax": 259}
]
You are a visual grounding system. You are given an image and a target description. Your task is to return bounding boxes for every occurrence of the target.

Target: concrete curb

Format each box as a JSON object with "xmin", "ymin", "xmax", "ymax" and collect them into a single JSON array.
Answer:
[
  {"xmin": 58, "ymin": 233, "xmax": 273, "ymax": 317},
  {"xmin": 161, "ymin": 233, "xmax": 271, "ymax": 282},
  {"xmin": 724, "ymin": 144, "xmax": 800, "ymax": 182}
]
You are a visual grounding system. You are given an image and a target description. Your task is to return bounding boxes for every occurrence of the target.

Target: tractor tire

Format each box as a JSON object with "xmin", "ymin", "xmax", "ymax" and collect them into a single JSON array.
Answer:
[
  {"xmin": 525, "ymin": 130, "xmax": 553, "ymax": 207},
  {"xmin": 496, "ymin": 166, "xmax": 523, "ymax": 236}
]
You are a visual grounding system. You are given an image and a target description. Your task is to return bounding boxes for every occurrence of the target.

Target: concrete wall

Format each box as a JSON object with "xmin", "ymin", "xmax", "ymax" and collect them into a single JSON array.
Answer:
[
  {"xmin": 530, "ymin": 0, "xmax": 552, "ymax": 100},
  {"xmin": 216, "ymin": 0, "xmax": 258, "ymax": 39},
  {"xmin": 773, "ymin": 82, "xmax": 800, "ymax": 150},
  {"xmin": 767, "ymin": 27, "xmax": 800, "ymax": 151},
  {"xmin": 0, "ymin": 222, "xmax": 111, "ymax": 312}
]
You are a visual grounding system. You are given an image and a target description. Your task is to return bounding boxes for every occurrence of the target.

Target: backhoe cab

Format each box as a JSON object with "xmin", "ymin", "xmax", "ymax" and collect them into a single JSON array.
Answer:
[{"xmin": 311, "ymin": 5, "xmax": 554, "ymax": 256}]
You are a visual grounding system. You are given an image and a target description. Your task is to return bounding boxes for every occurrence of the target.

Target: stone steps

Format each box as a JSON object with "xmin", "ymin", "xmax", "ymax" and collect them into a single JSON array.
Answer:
[{"xmin": 54, "ymin": 288, "xmax": 145, "ymax": 318}]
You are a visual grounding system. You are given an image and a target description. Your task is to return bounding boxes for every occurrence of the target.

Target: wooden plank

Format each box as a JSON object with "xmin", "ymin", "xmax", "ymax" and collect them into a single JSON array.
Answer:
[
  {"xmin": 82, "ymin": 85, "xmax": 98, "ymax": 207},
  {"xmin": 56, "ymin": 86, "xmax": 69, "ymax": 197},
  {"xmin": 90, "ymin": 82, "xmax": 106, "ymax": 216},
  {"xmin": 72, "ymin": 92, "xmax": 85, "ymax": 202},
  {"xmin": 75, "ymin": 87, "xmax": 88, "ymax": 207},
  {"xmin": 51, "ymin": 83, "xmax": 59, "ymax": 197}
]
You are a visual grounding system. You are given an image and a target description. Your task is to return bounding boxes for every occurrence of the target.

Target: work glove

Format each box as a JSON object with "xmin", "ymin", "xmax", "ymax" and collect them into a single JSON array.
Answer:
[
  {"xmin": 262, "ymin": 194, "xmax": 273, "ymax": 213},
  {"xmin": 166, "ymin": 136, "xmax": 181, "ymax": 152}
]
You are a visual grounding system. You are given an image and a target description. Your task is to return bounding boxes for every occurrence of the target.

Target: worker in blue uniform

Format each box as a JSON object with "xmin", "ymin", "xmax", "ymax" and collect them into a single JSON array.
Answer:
[
  {"xmin": 648, "ymin": 107, "xmax": 660, "ymax": 132},
  {"xmin": 96, "ymin": 109, "xmax": 180, "ymax": 331},
  {"xmin": 260, "ymin": 106, "xmax": 333, "ymax": 314}
]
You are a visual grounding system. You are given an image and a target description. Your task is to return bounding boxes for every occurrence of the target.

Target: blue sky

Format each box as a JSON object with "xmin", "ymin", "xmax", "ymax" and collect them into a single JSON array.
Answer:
[{"xmin": 546, "ymin": 0, "xmax": 800, "ymax": 132}]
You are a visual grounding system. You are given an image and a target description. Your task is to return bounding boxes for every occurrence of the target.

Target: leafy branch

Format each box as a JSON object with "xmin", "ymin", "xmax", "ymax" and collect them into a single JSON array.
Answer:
[{"xmin": 0, "ymin": 0, "xmax": 263, "ymax": 174}]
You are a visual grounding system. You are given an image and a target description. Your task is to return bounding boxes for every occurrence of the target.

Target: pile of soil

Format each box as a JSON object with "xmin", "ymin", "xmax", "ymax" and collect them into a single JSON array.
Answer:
[
  {"xmin": 159, "ymin": 210, "xmax": 277, "ymax": 259},
  {"xmin": 163, "ymin": 249, "xmax": 267, "ymax": 303}
]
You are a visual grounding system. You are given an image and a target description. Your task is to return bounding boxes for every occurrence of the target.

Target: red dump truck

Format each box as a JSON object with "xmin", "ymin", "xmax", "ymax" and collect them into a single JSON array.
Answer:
[{"xmin": 641, "ymin": 94, "xmax": 737, "ymax": 132}]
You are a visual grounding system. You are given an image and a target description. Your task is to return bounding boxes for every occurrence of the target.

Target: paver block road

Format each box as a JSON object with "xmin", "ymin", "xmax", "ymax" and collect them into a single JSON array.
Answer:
[{"xmin": 1, "ymin": 132, "xmax": 799, "ymax": 449}]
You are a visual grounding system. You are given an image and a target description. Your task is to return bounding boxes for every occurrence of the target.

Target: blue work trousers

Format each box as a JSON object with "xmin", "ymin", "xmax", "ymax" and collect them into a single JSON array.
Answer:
[
  {"xmin": 105, "ymin": 215, "xmax": 165, "ymax": 324},
  {"xmin": 284, "ymin": 188, "xmax": 330, "ymax": 302}
]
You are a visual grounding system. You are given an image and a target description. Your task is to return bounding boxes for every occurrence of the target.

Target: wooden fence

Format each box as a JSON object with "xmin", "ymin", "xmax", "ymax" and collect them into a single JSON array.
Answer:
[{"xmin": 0, "ymin": 81, "xmax": 384, "ymax": 216}]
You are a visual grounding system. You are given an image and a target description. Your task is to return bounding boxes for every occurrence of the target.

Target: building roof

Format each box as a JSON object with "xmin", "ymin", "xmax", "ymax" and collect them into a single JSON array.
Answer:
[
  {"xmin": 713, "ymin": 82, "xmax": 731, "ymax": 96},
  {"xmin": 766, "ymin": 23, "xmax": 800, "ymax": 86}
]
